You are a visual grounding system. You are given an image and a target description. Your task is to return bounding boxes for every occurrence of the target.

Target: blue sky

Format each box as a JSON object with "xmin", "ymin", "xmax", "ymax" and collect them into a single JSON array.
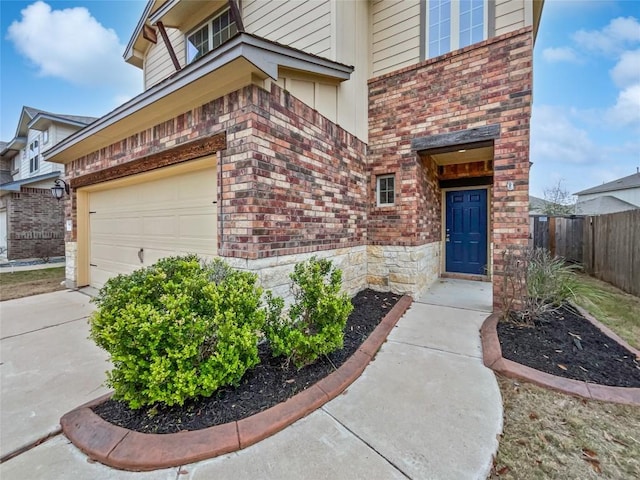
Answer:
[{"xmin": 1, "ymin": 0, "xmax": 639, "ymax": 197}]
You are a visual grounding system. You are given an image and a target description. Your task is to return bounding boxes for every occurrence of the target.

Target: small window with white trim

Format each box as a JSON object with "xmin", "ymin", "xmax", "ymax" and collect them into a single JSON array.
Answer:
[
  {"xmin": 377, "ymin": 174, "xmax": 395, "ymax": 206},
  {"xmin": 43, "ymin": 129, "xmax": 49, "ymax": 144}
]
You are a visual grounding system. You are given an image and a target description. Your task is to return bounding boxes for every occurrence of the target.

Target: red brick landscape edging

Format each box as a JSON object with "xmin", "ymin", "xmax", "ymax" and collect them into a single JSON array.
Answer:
[
  {"xmin": 61, "ymin": 296, "xmax": 413, "ymax": 471},
  {"xmin": 480, "ymin": 307, "xmax": 640, "ymax": 406}
]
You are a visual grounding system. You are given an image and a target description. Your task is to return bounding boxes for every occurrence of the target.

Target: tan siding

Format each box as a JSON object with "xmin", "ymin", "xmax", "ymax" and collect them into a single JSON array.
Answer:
[
  {"xmin": 317, "ymin": 83, "xmax": 337, "ymax": 123},
  {"xmin": 144, "ymin": 27, "xmax": 185, "ymax": 89},
  {"xmin": 494, "ymin": 0, "xmax": 526, "ymax": 36},
  {"xmin": 371, "ymin": 0, "xmax": 421, "ymax": 77},
  {"xmin": 243, "ymin": 0, "xmax": 332, "ymax": 58},
  {"xmin": 54, "ymin": 125, "xmax": 80, "ymax": 143},
  {"xmin": 287, "ymin": 78, "xmax": 316, "ymax": 107}
]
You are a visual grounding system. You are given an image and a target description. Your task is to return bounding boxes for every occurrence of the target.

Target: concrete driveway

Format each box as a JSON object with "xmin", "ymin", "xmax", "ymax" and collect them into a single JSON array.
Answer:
[
  {"xmin": 1, "ymin": 281, "xmax": 502, "ymax": 479},
  {"xmin": 0, "ymin": 291, "xmax": 110, "ymax": 460}
]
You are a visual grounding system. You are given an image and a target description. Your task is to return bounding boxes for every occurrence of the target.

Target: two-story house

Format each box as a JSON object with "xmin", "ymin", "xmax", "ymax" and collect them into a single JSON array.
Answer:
[
  {"xmin": 0, "ymin": 107, "xmax": 96, "ymax": 260},
  {"xmin": 44, "ymin": 0, "xmax": 544, "ymax": 309},
  {"xmin": 575, "ymin": 171, "xmax": 640, "ymax": 215}
]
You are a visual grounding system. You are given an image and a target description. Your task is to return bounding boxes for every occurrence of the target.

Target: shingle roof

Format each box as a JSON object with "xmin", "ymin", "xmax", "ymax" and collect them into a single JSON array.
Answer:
[
  {"xmin": 575, "ymin": 172, "xmax": 640, "ymax": 196},
  {"xmin": 529, "ymin": 195, "xmax": 547, "ymax": 213},
  {"xmin": 575, "ymin": 195, "xmax": 639, "ymax": 215},
  {"xmin": 23, "ymin": 106, "xmax": 97, "ymax": 126}
]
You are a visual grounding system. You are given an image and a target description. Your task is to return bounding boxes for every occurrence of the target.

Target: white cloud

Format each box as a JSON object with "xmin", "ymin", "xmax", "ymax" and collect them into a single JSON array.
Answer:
[
  {"xmin": 610, "ymin": 48, "xmax": 640, "ymax": 88},
  {"xmin": 6, "ymin": 1, "xmax": 140, "ymax": 94},
  {"xmin": 572, "ymin": 16, "xmax": 640, "ymax": 55},
  {"xmin": 530, "ymin": 105, "xmax": 639, "ymax": 196},
  {"xmin": 542, "ymin": 46, "xmax": 580, "ymax": 63},
  {"xmin": 531, "ymin": 106, "xmax": 599, "ymax": 165},
  {"xmin": 606, "ymin": 83, "xmax": 640, "ymax": 128}
]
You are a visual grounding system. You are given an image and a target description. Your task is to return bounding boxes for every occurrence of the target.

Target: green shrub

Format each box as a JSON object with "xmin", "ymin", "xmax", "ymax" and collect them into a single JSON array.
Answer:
[
  {"xmin": 89, "ymin": 255, "xmax": 264, "ymax": 409},
  {"xmin": 264, "ymin": 257, "xmax": 353, "ymax": 369},
  {"xmin": 502, "ymin": 247, "xmax": 592, "ymax": 324},
  {"xmin": 526, "ymin": 248, "xmax": 580, "ymax": 303}
]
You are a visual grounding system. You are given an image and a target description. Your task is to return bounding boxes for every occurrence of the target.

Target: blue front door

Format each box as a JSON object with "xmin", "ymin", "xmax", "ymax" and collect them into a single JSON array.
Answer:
[{"xmin": 445, "ymin": 189, "xmax": 488, "ymax": 275}]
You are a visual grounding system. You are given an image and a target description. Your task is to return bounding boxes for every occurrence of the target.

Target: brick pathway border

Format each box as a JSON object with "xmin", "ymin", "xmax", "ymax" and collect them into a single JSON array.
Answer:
[
  {"xmin": 480, "ymin": 304, "xmax": 640, "ymax": 405},
  {"xmin": 61, "ymin": 296, "xmax": 413, "ymax": 471}
]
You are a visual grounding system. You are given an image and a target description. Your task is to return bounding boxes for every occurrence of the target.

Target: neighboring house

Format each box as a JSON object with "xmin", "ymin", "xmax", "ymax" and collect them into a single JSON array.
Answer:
[
  {"xmin": 45, "ymin": 0, "xmax": 544, "ymax": 309},
  {"xmin": 529, "ymin": 195, "xmax": 548, "ymax": 215},
  {"xmin": 574, "ymin": 172, "xmax": 640, "ymax": 215},
  {"xmin": 0, "ymin": 107, "xmax": 96, "ymax": 260}
]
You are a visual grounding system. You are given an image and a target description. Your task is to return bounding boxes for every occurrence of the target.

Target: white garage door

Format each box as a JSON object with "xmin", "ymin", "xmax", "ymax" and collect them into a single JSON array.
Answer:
[{"xmin": 89, "ymin": 166, "xmax": 217, "ymax": 289}]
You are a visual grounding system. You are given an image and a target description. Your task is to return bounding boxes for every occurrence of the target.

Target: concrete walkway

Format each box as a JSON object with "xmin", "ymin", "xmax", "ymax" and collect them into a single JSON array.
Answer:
[
  {"xmin": 1, "ymin": 282, "xmax": 502, "ymax": 479},
  {"xmin": 0, "ymin": 291, "xmax": 109, "ymax": 459}
]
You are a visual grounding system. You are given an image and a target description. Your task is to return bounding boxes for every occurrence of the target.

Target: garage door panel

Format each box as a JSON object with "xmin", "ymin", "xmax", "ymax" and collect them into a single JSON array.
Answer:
[
  {"xmin": 91, "ymin": 243, "xmax": 142, "ymax": 265},
  {"xmin": 88, "ymin": 165, "xmax": 217, "ymax": 289},
  {"xmin": 91, "ymin": 216, "xmax": 142, "ymax": 235}
]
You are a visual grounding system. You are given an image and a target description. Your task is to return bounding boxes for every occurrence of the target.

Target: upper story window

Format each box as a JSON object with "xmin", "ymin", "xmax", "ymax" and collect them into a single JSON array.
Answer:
[
  {"xmin": 28, "ymin": 140, "xmax": 39, "ymax": 173},
  {"xmin": 427, "ymin": 0, "xmax": 487, "ymax": 59},
  {"xmin": 186, "ymin": 8, "xmax": 237, "ymax": 64},
  {"xmin": 43, "ymin": 129, "xmax": 49, "ymax": 144},
  {"xmin": 30, "ymin": 155, "xmax": 39, "ymax": 173}
]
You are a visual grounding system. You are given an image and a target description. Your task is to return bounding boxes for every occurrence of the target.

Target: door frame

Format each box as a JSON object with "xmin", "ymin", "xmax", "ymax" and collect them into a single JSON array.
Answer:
[{"xmin": 440, "ymin": 185, "xmax": 491, "ymax": 278}]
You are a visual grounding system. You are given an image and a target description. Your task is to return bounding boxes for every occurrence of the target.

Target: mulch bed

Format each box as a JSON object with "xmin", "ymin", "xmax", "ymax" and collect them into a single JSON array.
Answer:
[
  {"xmin": 498, "ymin": 304, "xmax": 640, "ymax": 388},
  {"xmin": 93, "ymin": 289, "xmax": 400, "ymax": 434}
]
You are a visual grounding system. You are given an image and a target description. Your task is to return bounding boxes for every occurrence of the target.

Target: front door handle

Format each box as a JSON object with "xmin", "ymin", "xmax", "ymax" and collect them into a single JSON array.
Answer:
[{"xmin": 138, "ymin": 248, "xmax": 144, "ymax": 264}]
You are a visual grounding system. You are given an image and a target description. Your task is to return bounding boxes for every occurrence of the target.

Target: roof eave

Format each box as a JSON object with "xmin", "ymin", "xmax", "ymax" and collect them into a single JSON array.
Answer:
[
  {"xmin": 45, "ymin": 33, "xmax": 353, "ymax": 165},
  {"xmin": 0, "ymin": 136, "xmax": 27, "ymax": 156},
  {"xmin": 123, "ymin": 0, "xmax": 155, "ymax": 68},
  {"xmin": 28, "ymin": 113, "xmax": 92, "ymax": 131},
  {"xmin": 0, "ymin": 171, "xmax": 61, "ymax": 192}
]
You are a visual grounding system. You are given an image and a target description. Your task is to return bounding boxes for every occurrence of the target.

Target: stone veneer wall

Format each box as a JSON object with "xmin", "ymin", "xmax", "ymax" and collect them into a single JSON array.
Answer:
[
  {"xmin": 226, "ymin": 245, "xmax": 367, "ymax": 304},
  {"xmin": 367, "ymin": 242, "xmax": 441, "ymax": 296},
  {"xmin": 5, "ymin": 188, "xmax": 65, "ymax": 260},
  {"xmin": 368, "ymin": 27, "xmax": 533, "ymax": 307}
]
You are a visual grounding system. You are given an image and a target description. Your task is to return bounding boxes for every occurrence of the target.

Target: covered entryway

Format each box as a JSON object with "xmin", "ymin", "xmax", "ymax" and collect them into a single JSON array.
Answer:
[
  {"xmin": 86, "ymin": 162, "xmax": 217, "ymax": 289},
  {"xmin": 445, "ymin": 188, "xmax": 488, "ymax": 275}
]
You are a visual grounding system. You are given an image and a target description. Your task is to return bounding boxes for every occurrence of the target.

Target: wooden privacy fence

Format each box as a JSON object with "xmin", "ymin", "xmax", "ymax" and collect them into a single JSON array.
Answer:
[
  {"xmin": 582, "ymin": 210, "xmax": 640, "ymax": 297},
  {"xmin": 530, "ymin": 215, "xmax": 584, "ymax": 264},
  {"xmin": 530, "ymin": 210, "xmax": 639, "ymax": 296}
]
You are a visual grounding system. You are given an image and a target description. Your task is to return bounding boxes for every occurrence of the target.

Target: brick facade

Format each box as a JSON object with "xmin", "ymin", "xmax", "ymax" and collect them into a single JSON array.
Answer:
[
  {"xmin": 65, "ymin": 84, "xmax": 368, "ymax": 262},
  {"xmin": 61, "ymin": 28, "xmax": 533, "ymax": 307},
  {"xmin": 368, "ymin": 27, "xmax": 533, "ymax": 306},
  {"xmin": 2, "ymin": 188, "xmax": 65, "ymax": 260}
]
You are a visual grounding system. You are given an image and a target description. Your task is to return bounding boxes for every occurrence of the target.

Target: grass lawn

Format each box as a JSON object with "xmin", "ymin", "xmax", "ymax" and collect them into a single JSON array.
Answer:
[
  {"xmin": 491, "ymin": 274, "xmax": 640, "ymax": 479},
  {"xmin": 573, "ymin": 273, "xmax": 640, "ymax": 350},
  {"xmin": 0, "ymin": 267, "xmax": 66, "ymax": 301}
]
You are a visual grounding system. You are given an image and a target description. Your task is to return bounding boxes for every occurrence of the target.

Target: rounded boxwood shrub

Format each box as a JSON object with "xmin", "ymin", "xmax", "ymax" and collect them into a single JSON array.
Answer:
[
  {"xmin": 89, "ymin": 255, "xmax": 264, "ymax": 409},
  {"xmin": 264, "ymin": 257, "xmax": 353, "ymax": 369}
]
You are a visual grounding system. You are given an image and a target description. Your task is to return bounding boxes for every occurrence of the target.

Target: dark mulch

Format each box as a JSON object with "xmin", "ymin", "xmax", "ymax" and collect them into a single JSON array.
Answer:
[
  {"xmin": 93, "ymin": 289, "xmax": 401, "ymax": 434},
  {"xmin": 498, "ymin": 304, "xmax": 640, "ymax": 388}
]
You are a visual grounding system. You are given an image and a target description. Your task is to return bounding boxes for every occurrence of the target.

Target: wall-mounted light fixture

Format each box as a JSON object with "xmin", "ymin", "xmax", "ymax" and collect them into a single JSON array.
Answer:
[{"xmin": 51, "ymin": 179, "xmax": 70, "ymax": 201}]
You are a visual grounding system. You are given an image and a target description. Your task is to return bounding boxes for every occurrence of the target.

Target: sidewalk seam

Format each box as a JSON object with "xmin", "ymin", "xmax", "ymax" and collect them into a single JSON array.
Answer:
[
  {"xmin": 387, "ymin": 339, "xmax": 483, "ymax": 361},
  {"xmin": 0, "ymin": 427, "xmax": 62, "ymax": 464},
  {"xmin": 321, "ymin": 408, "xmax": 412, "ymax": 480},
  {"xmin": 1, "ymin": 316, "xmax": 90, "ymax": 341},
  {"xmin": 412, "ymin": 299, "xmax": 491, "ymax": 313}
]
